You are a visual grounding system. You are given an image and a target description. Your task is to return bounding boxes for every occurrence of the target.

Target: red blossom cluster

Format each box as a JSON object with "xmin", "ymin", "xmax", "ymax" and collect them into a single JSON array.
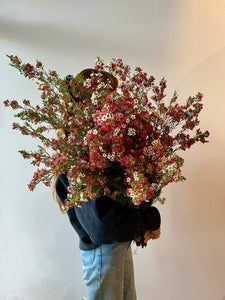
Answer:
[{"xmin": 3, "ymin": 55, "xmax": 209, "ymax": 210}]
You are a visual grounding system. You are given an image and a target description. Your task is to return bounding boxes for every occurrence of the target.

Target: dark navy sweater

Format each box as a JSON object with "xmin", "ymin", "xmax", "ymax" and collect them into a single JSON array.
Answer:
[{"xmin": 56, "ymin": 173, "xmax": 161, "ymax": 250}]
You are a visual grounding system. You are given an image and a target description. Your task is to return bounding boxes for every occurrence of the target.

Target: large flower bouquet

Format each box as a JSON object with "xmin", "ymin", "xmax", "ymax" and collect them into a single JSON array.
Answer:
[{"xmin": 4, "ymin": 55, "xmax": 209, "ymax": 211}]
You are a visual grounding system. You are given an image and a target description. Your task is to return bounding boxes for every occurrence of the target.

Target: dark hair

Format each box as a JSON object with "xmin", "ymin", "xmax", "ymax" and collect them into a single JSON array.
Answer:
[
  {"xmin": 65, "ymin": 69, "xmax": 118, "ymax": 101},
  {"xmin": 65, "ymin": 74, "xmax": 81, "ymax": 102}
]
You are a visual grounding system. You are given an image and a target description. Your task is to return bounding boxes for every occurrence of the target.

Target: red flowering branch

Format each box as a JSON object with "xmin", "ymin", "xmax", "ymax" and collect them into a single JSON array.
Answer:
[{"xmin": 3, "ymin": 55, "xmax": 209, "ymax": 210}]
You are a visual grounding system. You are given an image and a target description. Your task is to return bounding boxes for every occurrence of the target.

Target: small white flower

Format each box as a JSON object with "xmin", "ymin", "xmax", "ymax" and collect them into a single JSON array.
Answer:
[
  {"xmin": 84, "ymin": 78, "xmax": 91, "ymax": 87},
  {"xmin": 97, "ymin": 82, "xmax": 105, "ymax": 90},
  {"xmin": 104, "ymin": 104, "xmax": 110, "ymax": 110},
  {"xmin": 126, "ymin": 118, "xmax": 130, "ymax": 123},
  {"xmin": 93, "ymin": 129, "xmax": 98, "ymax": 135},
  {"xmin": 151, "ymin": 183, "xmax": 158, "ymax": 190},
  {"xmin": 91, "ymin": 93, "xmax": 98, "ymax": 105},
  {"xmin": 133, "ymin": 171, "xmax": 139, "ymax": 181},
  {"xmin": 102, "ymin": 115, "xmax": 107, "ymax": 121},
  {"xmin": 114, "ymin": 128, "xmax": 120, "ymax": 136},
  {"xmin": 128, "ymin": 128, "xmax": 136, "ymax": 136},
  {"xmin": 107, "ymin": 152, "xmax": 115, "ymax": 161},
  {"xmin": 167, "ymin": 165, "xmax": 173, "ymax": 171}
]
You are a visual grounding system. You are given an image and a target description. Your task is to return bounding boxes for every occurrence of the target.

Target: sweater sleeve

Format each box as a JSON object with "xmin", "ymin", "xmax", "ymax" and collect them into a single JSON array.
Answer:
[
  {"xmin": 55, "ymin": 174, "xmax": 94, "ymax": 245},
  {"xmin": 56, "ymin": 173, "xmax": 161, "ymax": 245},
  {"xmin": 74, "ymin": 195, "xmax": 161, "ymax": 245},
  {"xmin": 141, "ymin": 206, "xmax": 161, "ymax": 231}
]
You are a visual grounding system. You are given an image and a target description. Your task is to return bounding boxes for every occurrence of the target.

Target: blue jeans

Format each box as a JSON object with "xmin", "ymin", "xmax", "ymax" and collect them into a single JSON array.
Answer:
[{"xmin": 81, "ymin": 241, "xmax": 137, "ymax": 300}]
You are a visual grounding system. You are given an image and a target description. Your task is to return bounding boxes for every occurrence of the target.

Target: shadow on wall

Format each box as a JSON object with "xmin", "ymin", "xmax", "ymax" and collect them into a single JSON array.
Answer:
[
  {"xmin": 0, "ymin": 17, "xmax": 105, "ymax": 53},
  {"xmin": 175, "ymin": 45, "xmax": 225, "ymax": 97},
  {"xmin": 174, "ymin": 44, "xmax": 225, "ymax": 172},
  {"xmin": 0, "ymin": 2, "xmax": 176, "ymax": 67}
]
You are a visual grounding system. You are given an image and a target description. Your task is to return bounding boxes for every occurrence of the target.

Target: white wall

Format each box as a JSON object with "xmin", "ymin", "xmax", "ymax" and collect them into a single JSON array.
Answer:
[{"xmin": 1, "ymin": 1, "xmax": 225, "ymax": 299}]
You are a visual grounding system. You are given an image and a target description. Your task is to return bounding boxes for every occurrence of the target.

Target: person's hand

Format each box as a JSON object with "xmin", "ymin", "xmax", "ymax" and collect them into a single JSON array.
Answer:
[{"xmin": 144, "ymin": 227, "xmax": 161, "ymax": 244}]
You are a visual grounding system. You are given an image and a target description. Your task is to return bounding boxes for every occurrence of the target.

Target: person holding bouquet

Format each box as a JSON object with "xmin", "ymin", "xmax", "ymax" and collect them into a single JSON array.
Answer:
[
  {"xmin": 4, "ymin": 55, "xmax": 209, "ymax": 300},
  {"xmin": 54, "ymin": 69, "xmax": 161, "ymax": 300}
]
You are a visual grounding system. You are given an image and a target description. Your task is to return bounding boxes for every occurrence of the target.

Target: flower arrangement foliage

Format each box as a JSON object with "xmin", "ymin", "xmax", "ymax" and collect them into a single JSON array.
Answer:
[{"xmin": 3, "ymin": 55, "xmax": 209, "ymax": 210}]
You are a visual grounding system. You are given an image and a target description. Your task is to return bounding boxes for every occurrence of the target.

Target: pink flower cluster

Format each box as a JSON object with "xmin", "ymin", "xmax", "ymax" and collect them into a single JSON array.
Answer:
[{"xmin": 3, "ymin": 55, "xmax": 209, "ymax": 209}]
